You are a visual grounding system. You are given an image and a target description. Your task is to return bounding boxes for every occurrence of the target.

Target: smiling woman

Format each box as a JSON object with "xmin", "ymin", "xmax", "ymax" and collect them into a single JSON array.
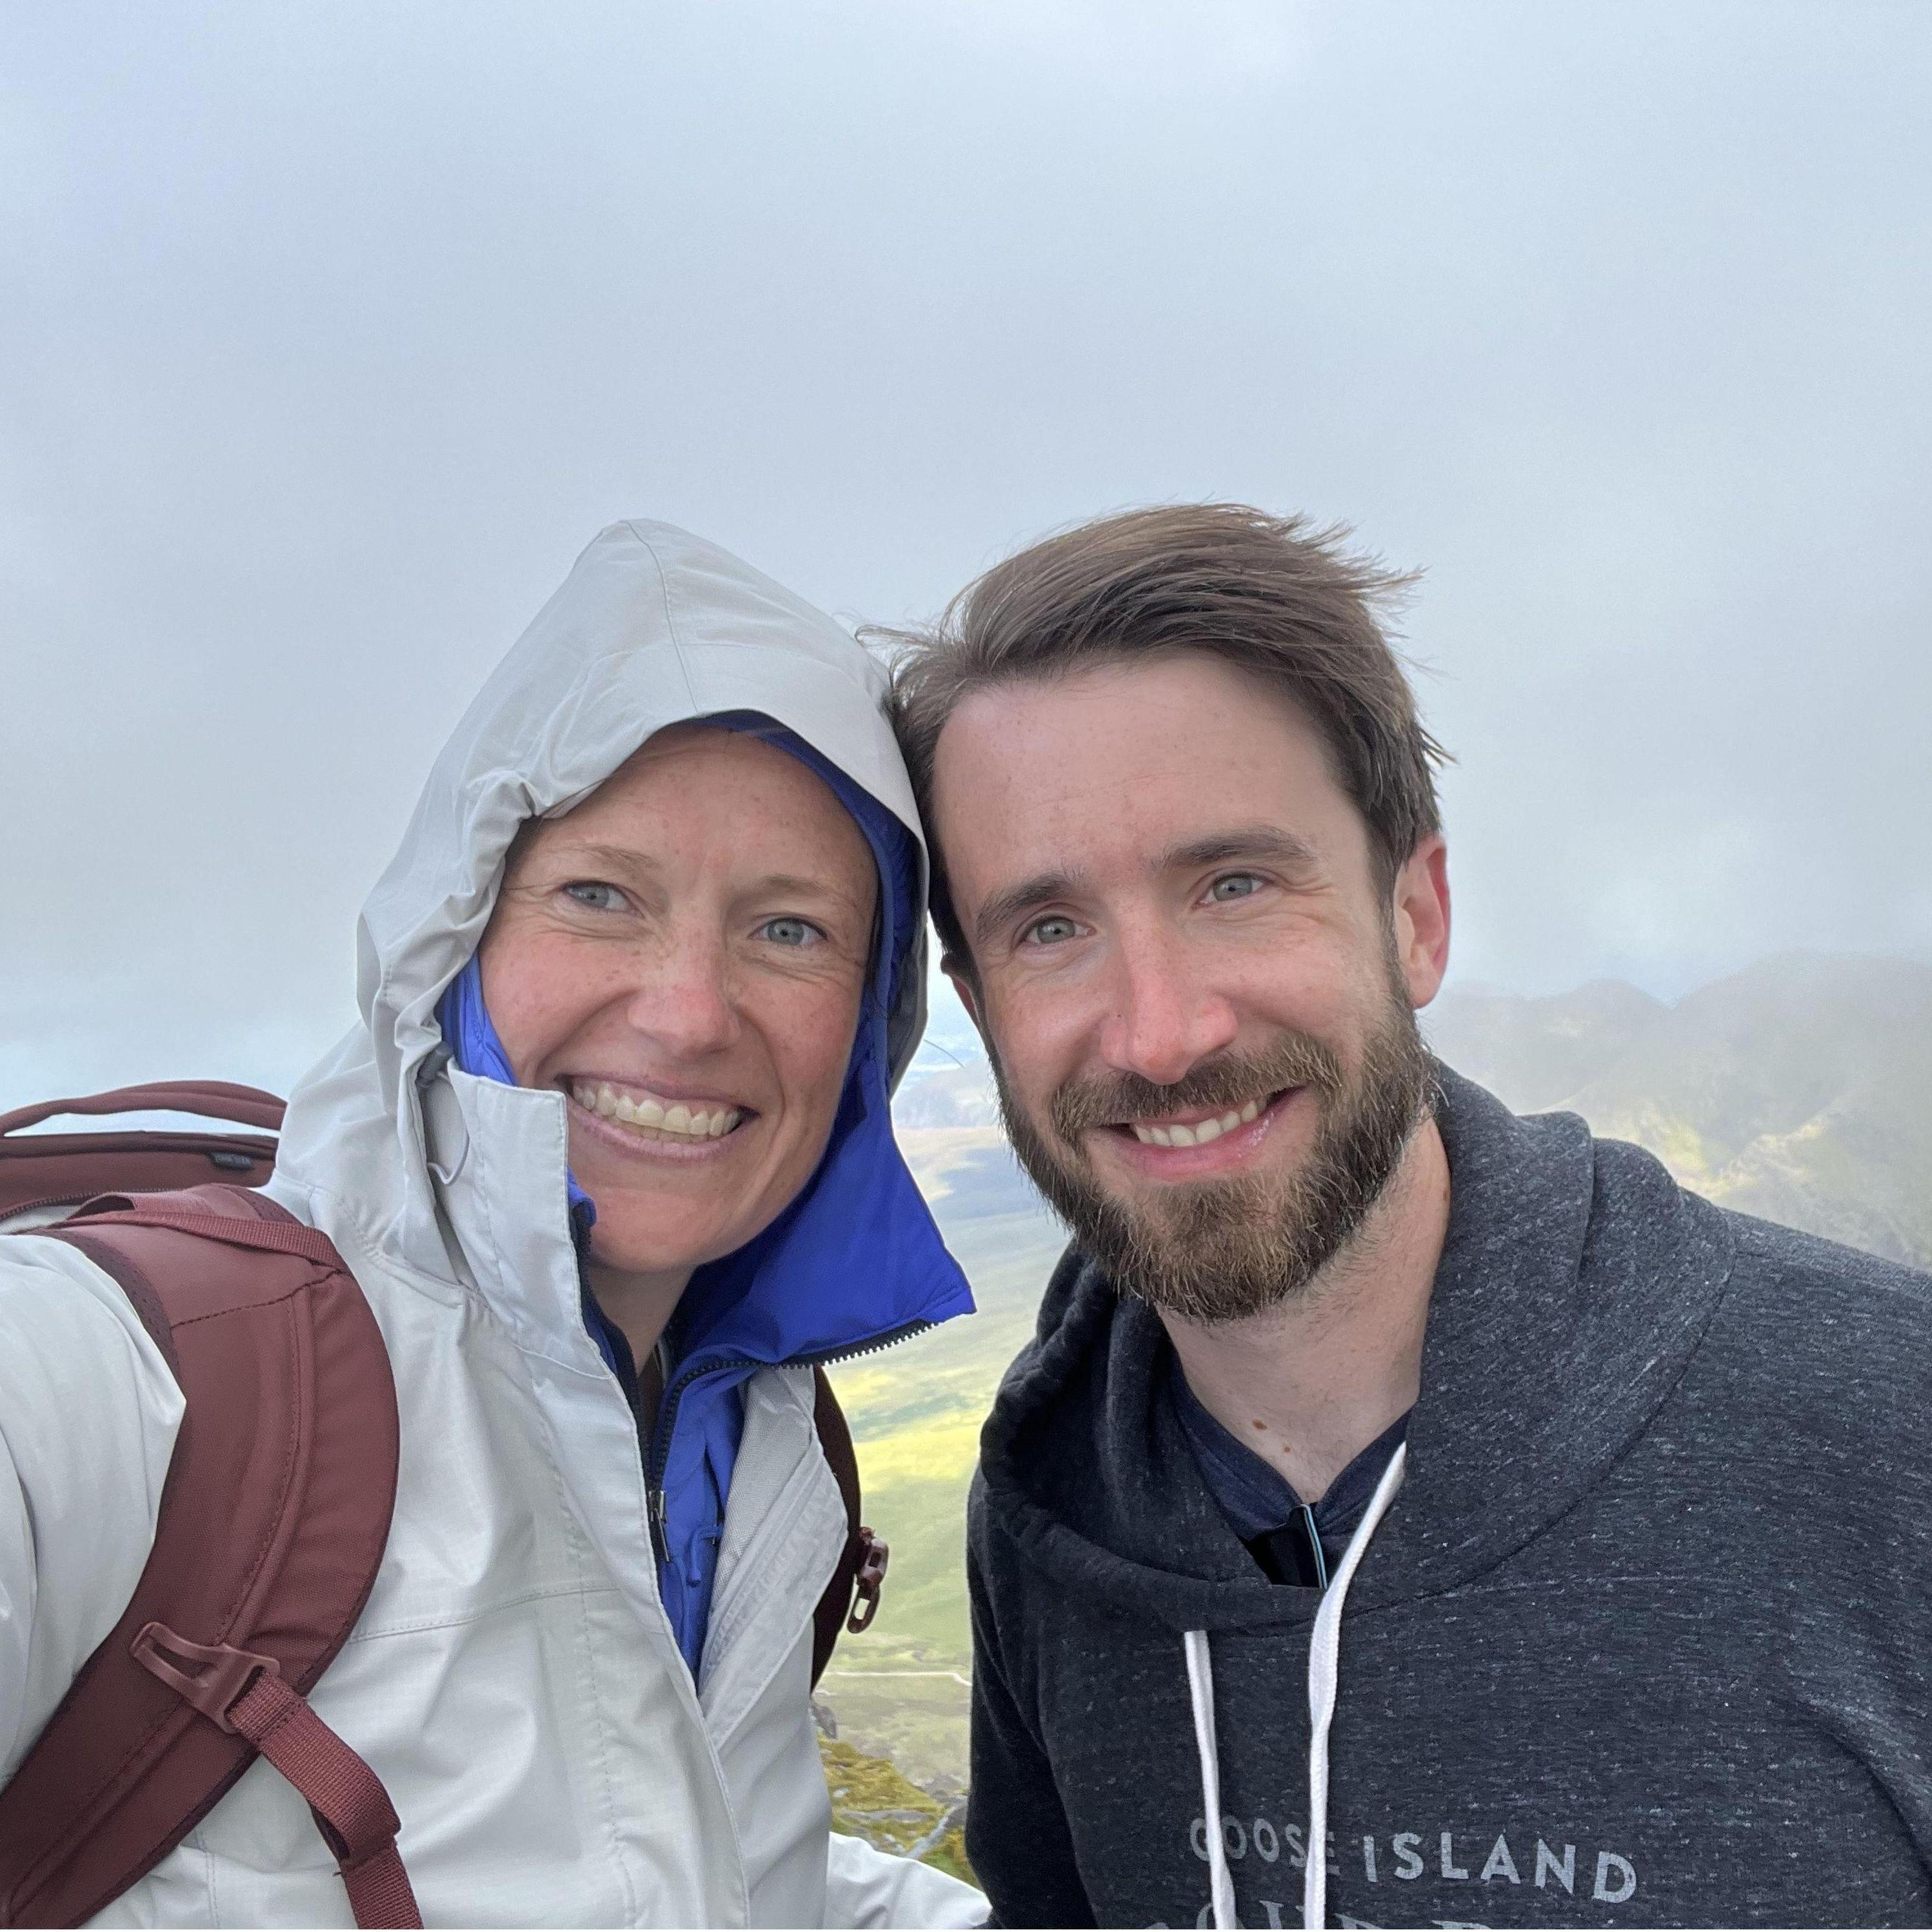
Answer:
[
  {"xmin": 0, "ymin": 521, "xmax": 981, "ymax": 1929},
  {"xmin": 481, "ymin": 726, "xmax": 877, "ymax": 1315}
]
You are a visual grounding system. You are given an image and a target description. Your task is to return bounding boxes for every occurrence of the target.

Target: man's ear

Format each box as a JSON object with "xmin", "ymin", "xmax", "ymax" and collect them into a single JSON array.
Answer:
[
  {"xmin": 942, "ymin": 953, "xmax": 987, "ymax": 1039},
  {"xmin": 1393, "ymin": 835, "xmax": 1451, "ymax": 1009}
]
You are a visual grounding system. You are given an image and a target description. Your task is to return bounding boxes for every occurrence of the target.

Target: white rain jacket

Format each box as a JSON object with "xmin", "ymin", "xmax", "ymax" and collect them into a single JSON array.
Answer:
[{"xmin": 0, "ymin": 522, "xmax": 986, "ymax": 1929}]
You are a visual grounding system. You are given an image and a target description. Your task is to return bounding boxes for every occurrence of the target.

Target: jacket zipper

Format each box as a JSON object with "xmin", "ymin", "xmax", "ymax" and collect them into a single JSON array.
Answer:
[{"xmin": 642, "ymin": 1319, "xmax": 933, "ymax": 1566}]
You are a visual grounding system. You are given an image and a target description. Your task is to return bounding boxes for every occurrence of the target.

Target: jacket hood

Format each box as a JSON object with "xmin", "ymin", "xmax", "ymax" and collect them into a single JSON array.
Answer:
[
  {"xmin": 273, "ymin": 517, "xmax": 970, "ymax": 1359},
  {"xmin": 974, "ymin": 1064, "xmax": 1738, "ymax": 1635}
]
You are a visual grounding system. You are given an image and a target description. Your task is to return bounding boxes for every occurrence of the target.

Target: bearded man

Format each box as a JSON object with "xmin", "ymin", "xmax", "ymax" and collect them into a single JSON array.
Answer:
[{"xmin": 887, "ymin": 505, "xmax": 1932, "ymax": 1931}]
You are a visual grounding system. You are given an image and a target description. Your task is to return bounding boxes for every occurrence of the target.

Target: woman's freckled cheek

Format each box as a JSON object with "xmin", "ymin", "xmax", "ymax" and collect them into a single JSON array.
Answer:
[{"xmin": 488, "ymin": 930, "xmax": 653, "ymax": 1086}]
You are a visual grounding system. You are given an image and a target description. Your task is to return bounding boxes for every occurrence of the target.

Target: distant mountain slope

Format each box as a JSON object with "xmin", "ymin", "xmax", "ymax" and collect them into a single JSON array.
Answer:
[
  {"xmin": 892, "ymin": 1062, "xmax": 1002, "ymax": 1128},
  {"xmin": 1561, "ymin": 954, "xmax": 1932, "ymax": 1265},
  {"xmin": 1419, "ymin": 978, "xmax": 1669, "ymax": 1110},
  {"xmin": 828, "ymin": 1130, "xmax": 1060, "ymax": 1675},
  {"xmin": 1426, "ymin": 953, "xmax": 1932, "ymax": 1266}
]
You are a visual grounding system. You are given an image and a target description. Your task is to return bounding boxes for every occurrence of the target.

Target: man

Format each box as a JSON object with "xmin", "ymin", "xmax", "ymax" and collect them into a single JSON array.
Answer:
[{"xmin": 887, "ymin": 505, "xmax": 1932, "ymax": 1930}]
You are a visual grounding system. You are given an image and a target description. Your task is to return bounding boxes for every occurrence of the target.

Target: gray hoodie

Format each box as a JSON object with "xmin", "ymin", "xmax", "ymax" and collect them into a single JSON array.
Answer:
[{"xmin": 966, "ymin": 1068, "xmax": 1932, "ymax": 1929}]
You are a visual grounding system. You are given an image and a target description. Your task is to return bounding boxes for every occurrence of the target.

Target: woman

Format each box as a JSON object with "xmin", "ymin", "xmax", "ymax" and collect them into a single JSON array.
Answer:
[{"xmin": 0, "ymin": 523, "xmax": 981, "ymax": 1926}]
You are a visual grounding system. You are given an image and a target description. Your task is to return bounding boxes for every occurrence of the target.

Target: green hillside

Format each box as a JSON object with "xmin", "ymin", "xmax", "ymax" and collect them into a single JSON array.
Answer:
[
  {"xmin": 819, "ymin": 1131, "xmax": 1062, "ymax": 1785},
  {"xmin": 824, "ymin": 1151, "xmax": 1061, "ymax": 1642}
]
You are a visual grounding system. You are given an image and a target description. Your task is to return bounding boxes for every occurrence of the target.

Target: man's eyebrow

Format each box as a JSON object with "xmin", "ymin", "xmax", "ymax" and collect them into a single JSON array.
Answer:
[
  {"xmin": 1158, "ymin": 827, "xmax": 1322, "ymax": 874},
  {"xmin": 973, "ymin": 869, "xmax": 1087, "ymax": 951}
]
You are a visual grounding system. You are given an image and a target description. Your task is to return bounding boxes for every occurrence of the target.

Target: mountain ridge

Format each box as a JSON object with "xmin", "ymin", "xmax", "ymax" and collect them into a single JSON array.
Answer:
[{"xmin": 1422, "ymin": 950, "xmax": 1932, "ymax": 1266}]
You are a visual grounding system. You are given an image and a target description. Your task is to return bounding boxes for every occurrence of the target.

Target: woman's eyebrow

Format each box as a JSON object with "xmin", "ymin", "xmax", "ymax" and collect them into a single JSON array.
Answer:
[
  {"xmin": 750, "ymin": 872, "xmax": 875, "ymax": 921},
  {"xmin": 528, "ymin": 842, "xmax": 870, "ymax": 916},
  {"xmin": 536, "ymin": 840, "xmax": 659, "ymax": 877}
]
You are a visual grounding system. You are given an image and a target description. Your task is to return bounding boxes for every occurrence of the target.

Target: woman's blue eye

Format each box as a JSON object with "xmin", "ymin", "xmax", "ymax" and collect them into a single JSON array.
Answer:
[
  {"xmin": 1026, "ymin": 916, "xmax": 1080, "ymax": 946},
  {"xmin": 760, "ymin": 917, "xmax": 819, "ymax": 948},
  {"xmin": 563, "ymin": 881, "xmax": 626, "ymax": 912},
  {"xmin": 1208, "ymin": 874, "xmax": 1263, "ymax": 903}
]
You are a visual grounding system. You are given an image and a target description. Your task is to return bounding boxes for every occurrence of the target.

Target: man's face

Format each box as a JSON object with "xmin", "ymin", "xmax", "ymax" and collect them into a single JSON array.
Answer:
[{"xmin": 930, "ymin": 653, "xmax": 1450, "ymax": 1323}]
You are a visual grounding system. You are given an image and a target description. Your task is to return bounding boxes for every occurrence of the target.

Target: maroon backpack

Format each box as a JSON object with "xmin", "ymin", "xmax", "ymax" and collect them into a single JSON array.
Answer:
[{"xmin": 0, "ymin": 1085, "xmax": 886, "ymax": 1929}]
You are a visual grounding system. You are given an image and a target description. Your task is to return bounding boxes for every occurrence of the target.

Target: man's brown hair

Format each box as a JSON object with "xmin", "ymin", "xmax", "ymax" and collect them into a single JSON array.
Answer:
[{"xmin": 883, "ymin": 502, "xmax": 1446, "ymax": 966}]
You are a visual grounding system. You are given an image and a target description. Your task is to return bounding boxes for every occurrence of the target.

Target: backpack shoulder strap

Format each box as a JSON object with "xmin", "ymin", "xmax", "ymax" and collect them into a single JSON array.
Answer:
[
  {"xmin": 0, "ymin": 1186, "xmax": 419, "ymax": 1929},
  {"xmin": 809, "ymin": 1368, "xmax": 889, "ymax": 1689}
]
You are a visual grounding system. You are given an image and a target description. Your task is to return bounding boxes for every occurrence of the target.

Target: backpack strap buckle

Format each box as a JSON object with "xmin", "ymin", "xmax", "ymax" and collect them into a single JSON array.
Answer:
[
  {"xmin": 846, "ymin": 1528, "xmax": 890, "ymax": 1633},
  {"xmin": 131, "ymin": 1622, "xmax": 280, "ymax": 1733}
]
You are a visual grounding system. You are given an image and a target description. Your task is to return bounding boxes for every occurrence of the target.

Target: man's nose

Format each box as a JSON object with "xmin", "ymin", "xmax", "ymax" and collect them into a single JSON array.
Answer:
[
  {"xmin": 624, "ymin": 926, "xmax": 742, "ymax": 1058},
  {"xmin": 1096, "ymin": 927, "xmax": 1239, "ymax": 1087}
]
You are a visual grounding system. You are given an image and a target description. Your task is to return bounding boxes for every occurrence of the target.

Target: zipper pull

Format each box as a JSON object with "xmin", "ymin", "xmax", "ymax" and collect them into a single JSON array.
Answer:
[
  {"xmin": 848, "ymin": 1529, "xmax": 890, "ymax": 1633},
  {"xmin": 648, "ymin": 1486, "xmax": 669, "ymax": 1564}
]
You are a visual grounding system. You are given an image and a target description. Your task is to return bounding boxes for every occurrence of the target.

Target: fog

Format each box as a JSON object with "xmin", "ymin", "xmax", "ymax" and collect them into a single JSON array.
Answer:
[{"xmin": 5, "ymin": 1, "xmax": 1928, "ymax": 1102}]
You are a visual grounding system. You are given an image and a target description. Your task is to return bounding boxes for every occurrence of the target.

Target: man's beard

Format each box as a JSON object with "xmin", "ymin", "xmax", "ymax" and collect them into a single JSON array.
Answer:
[{"xmin": 993, "ymin": 977, "xmax": 1435, "ymax": 1326}]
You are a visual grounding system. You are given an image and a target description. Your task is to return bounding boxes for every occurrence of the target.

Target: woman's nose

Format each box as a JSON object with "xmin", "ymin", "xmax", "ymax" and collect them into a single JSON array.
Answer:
[{"xmin": 622, "ymin": 926, "xmax": 742, "ymax": 1059}]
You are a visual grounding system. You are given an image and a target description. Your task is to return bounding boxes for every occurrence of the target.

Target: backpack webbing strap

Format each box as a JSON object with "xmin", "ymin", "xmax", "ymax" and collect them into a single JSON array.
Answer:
[
  {"xmin": 0, "ymin": 1187, "xmax": 409, "ymax": 1929},
  {"xmin": 229, "ymin": 1675, "xmax": 420, "ymax": 1929},
  {"xmin": 126, "ymin": 1621, "xmax": 421, "ymax": 1929},
  {"xmin": 55, "ymin": 1200, "xmax": 342, "ymax": 1262}
]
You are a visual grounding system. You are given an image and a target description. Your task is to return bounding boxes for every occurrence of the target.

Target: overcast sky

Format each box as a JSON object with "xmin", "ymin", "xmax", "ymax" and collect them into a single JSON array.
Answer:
[{"xmin": 5, "ymin": 1, "xmax": 1929, "ymax": 1103}]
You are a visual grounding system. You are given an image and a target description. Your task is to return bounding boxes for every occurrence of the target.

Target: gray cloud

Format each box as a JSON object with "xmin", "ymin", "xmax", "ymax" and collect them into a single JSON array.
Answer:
[{"xmin": 4, "ymin": 0, "xmax": 1927, "ymax": 1102}]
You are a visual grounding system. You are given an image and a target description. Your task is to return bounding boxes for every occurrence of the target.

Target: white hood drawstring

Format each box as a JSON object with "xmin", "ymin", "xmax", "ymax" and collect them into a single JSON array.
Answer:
[
  {"xmin": 1301, "ymin": 1443, "xmax": 1407, "ymax": 1929},
  {"xmin": 1184, "ymin": 1441, "xmax": 1408, "ymax": 1931},
  {"xmin": 1184, "ymin": 1628, "xmax": 1238, "ymax": 1931}
]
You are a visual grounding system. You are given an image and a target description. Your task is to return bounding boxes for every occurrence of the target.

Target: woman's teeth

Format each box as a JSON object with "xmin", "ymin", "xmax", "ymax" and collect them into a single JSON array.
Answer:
[
  {"xmin": 571, "ymin": 1081, "xmax": 742, "ymax": 1140},
  {"xmin": 1129, "ymin": 1096, "xmax": 1264, "ymax": 1148}
]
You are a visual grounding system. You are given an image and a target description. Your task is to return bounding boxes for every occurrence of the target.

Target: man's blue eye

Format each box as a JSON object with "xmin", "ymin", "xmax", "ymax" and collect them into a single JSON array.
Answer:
[
  {"xmin": 1026, "ymin": 917, "xmax": 1079, "ymax": 946},
  {"xmin": 1209, "ymin": 875, "xmax": 1262, "ymax": 902},
  {"xmin": 761, "ymin": 917, "xmax": 818, "ymax": 947},
  {"xmin": 564, "ymin": 882, "xmax": 624, "ymax": 911}
]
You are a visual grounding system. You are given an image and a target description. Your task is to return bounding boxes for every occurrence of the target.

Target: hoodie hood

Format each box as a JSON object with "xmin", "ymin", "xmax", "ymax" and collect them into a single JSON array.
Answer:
[
  {"xmin": 270, "ymin": 519, "xmax": 971, "ymax": 1670},
  {"xmin": 974, "ymin": 1064, "xmax": 1737, "ymax": 1634}
]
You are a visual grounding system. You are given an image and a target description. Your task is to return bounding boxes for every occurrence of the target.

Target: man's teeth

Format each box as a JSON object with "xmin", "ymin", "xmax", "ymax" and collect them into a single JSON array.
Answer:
[
  {"xmin": 1130, "ymin": 1096, "xmax": 1264, "ymax": 1148},
  {"xmin": 571, "ymin": 1081, "xmax": 742, "ymax": 1140}
]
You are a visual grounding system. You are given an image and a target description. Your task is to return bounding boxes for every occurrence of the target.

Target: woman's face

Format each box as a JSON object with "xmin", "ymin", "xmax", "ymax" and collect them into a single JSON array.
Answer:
[{"xmin": 478, "ymin": 725, "xmax": 877, "ymax": 1280}]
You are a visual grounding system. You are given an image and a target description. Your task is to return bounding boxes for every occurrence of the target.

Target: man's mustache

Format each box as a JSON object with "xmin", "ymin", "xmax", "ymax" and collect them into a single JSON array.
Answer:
[{"xmin": 1046, "ymin": 1036, "xmax": 1347, "ymax": 1144}]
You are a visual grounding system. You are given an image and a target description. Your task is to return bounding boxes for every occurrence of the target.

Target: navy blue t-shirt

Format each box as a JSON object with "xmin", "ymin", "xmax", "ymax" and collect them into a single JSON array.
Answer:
[{"xmin": 1166, "ymin": 1351, "xmax": 1409, "ymax": 1588}]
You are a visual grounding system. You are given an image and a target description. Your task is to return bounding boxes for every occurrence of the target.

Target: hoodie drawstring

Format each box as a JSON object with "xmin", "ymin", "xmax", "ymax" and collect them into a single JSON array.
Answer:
[
  {"xmin": 1184, "ymin": 1440, "xmax": 1408, "ymax": 1931},
  {"xmin": 1302, "ymin": 1442, "xmax": 1406, "ymax": 1929},
  {"xmin": 1183, "ymin": 1629, "xmax": 1237, "ymax": 1931}
]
